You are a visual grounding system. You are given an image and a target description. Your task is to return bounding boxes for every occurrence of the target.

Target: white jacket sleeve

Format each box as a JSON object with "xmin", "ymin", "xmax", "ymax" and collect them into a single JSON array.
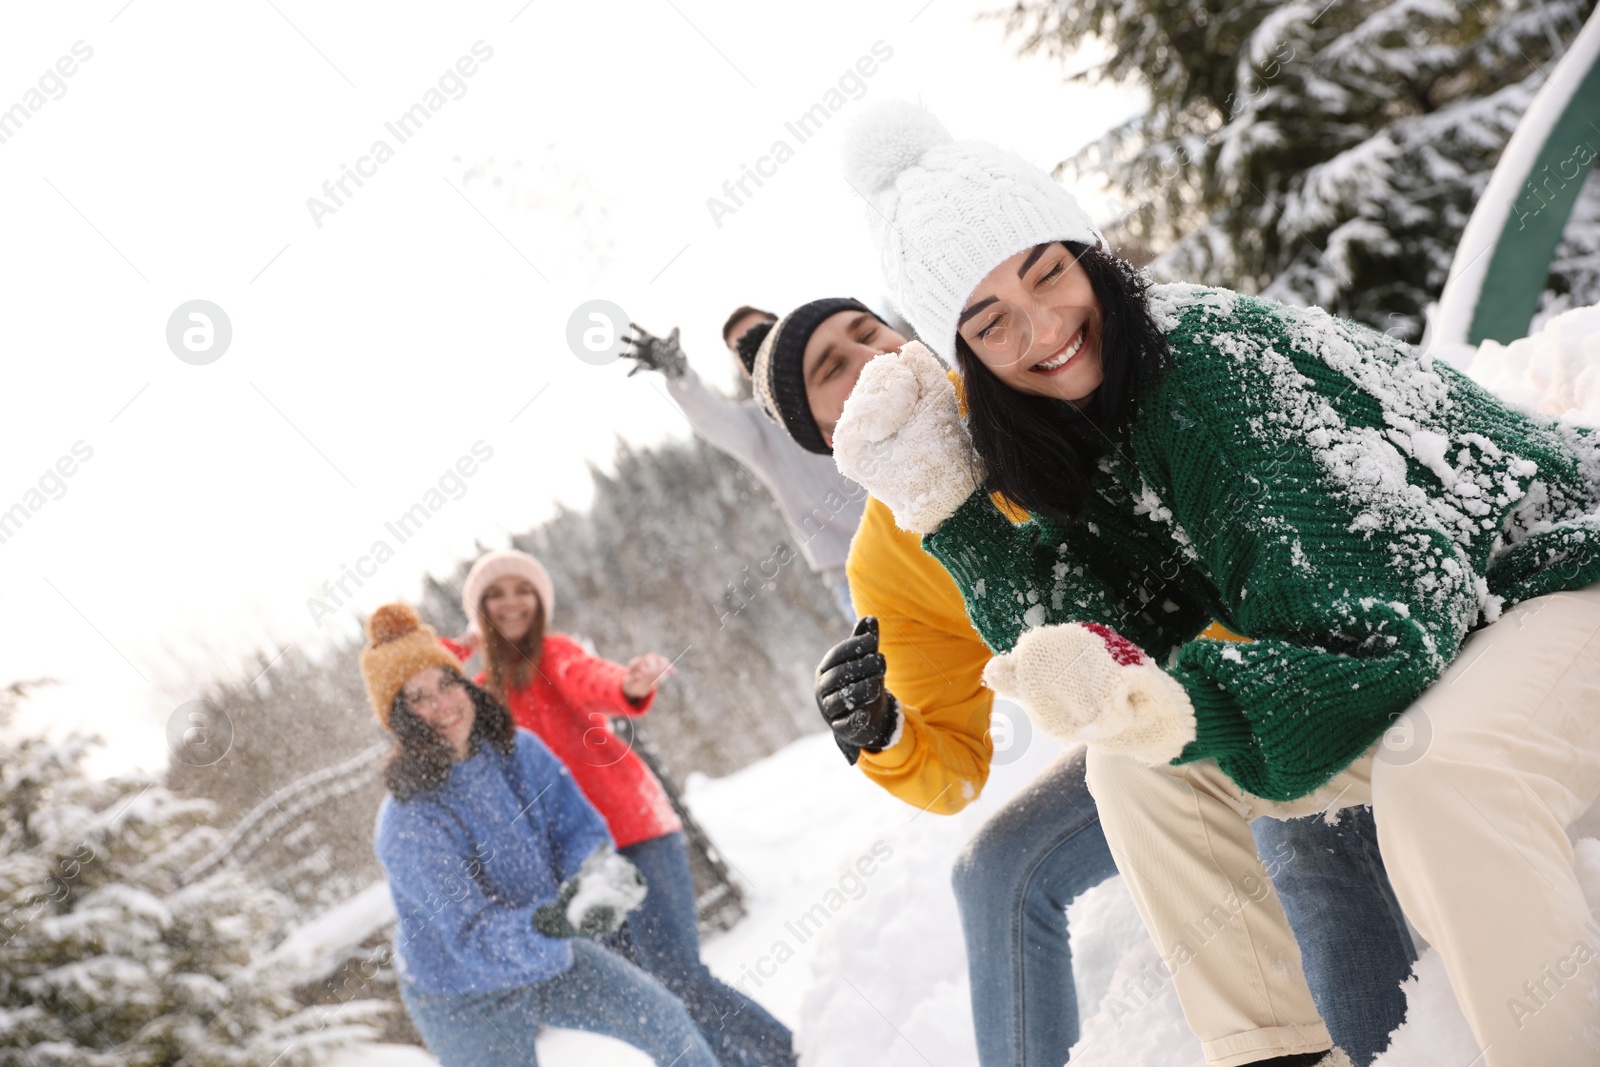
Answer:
[{"xmin": 663, "ymin": 365, "xmax": 769, "ymax": 471}]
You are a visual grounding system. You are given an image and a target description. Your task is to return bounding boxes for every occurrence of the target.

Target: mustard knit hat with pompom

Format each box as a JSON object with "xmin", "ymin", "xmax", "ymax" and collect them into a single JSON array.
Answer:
[{"xmin": 359, "ymin": 602, "xmax": 462, "ymax": 729}]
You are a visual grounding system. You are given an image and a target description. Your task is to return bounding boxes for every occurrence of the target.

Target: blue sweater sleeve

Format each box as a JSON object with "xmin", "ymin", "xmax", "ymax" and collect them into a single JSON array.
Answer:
[
  {"xmin": 512, "ymin": 732, "xmax": 612, "ymax": 883},
  {"xmin": 380, "ymin": 802, "xmax": 557, "ymax": 983}
]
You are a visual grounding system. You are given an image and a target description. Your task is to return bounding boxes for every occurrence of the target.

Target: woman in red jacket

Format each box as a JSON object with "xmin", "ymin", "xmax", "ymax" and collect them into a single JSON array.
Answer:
[{"xmin": 449, "ymin": 549, "xmax": 795, "ymax": 1067}]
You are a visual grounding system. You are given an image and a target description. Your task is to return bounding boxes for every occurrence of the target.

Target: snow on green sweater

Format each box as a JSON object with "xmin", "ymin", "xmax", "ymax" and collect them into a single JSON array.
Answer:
[{"xmin": 927, "ymin": 284, "xmax": 1600, "ymax": 802}]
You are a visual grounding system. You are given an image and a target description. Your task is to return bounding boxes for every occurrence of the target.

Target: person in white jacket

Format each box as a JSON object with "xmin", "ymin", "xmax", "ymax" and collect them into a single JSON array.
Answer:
[{"xmin": 622, "ymin": 300, "xmax": 889, "ymax": 621}]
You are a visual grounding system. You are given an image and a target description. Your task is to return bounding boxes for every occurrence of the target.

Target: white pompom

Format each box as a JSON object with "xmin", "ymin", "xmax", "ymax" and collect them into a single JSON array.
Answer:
[{"xmin": 843, "ymin": 100, "xmax": 952, "ymax": 194}]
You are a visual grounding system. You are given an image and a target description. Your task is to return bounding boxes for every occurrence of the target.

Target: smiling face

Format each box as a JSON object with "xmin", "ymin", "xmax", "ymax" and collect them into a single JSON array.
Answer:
[
  {"xmin": 957, "ymin": 243, "xmax": 1103, "ymax": 406},
  {"xmin": 401, "ymin": 665, "xmax": 475, "ymax": 760},
  {"xmin": 804, "ymin": 310, "xmax": 909, "ymax": 446},
  {"xmin": 482, "ymin": 576, "xmax": 541, "ymax": 643}
]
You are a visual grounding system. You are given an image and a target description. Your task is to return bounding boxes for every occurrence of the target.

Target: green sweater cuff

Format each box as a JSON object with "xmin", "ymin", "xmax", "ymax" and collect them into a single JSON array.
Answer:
[
  {"xmin": 924, "ymin": 491, "xmax": 1031, "ymax": 654},
  {"xmin": 1173, "ymin": 669, "xmax": 1254, "ymax": 767}
]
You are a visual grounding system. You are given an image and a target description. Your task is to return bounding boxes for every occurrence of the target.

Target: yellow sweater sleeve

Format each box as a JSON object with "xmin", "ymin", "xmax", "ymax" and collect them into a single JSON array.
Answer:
[
  {"xmin": 844, "ymin": 482, "xmax": 1243, "ymax": 816},
  {"xmin": 847, "ymin": 497, "xmax": 995, "ymax": 815}
]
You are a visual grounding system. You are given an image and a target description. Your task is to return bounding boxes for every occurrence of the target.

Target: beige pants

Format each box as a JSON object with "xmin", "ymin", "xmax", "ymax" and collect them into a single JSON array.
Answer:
[{"xmin": 1086, "ymin": 585, "xmax": 1600, "ymax": 1067}]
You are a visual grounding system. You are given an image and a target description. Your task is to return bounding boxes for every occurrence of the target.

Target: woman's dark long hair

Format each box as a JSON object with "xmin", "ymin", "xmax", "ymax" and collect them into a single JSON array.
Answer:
[
  {"xmin": 385, "ymin": 670, "xmax": 517, "ymax": 801},
  {"xmin": 953, "ymin": 241, "xmax": 1171, "ymax": 527}
]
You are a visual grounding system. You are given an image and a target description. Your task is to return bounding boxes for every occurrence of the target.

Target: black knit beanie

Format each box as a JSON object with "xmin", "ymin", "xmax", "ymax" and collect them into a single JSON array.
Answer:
[
  {"xmin": 752, "ymin": 297, "xmax": 874, "ymax": 455},
  {"xmin": 735, "ymin": 320, "xmax": 772, "ymax": 376}
]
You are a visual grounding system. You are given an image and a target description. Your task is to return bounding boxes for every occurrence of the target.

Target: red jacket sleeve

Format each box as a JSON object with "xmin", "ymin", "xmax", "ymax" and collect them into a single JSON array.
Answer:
[
  {"xmin": 543, "ymin": 634, "xmax": 655, "ymax": 718},
  {"xmin": 439, "ymin": 636, "xmax": 473, "ymax": 664}
]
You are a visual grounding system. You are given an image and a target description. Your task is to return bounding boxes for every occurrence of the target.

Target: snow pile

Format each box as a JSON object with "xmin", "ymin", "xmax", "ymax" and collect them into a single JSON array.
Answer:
[
  {"xmin": 333, "ymin": 729, "xmax": 1600, "ymax": 1066},
  {"xmin": 258, "ymin": 880, "xmax": 395, "ymax": 982},
  {"xmin": 328, "ymin": 1044, "xmax": 436, "ymax": 1067},
  {"xmin": 1373, "ymin": 839, "xmax": 1600, "ymax": 1065},
  {"xmin": 795, "ymin": 797, "xmax": 1600, "ymax": 1067},
  {"xmin": 1461, "ymin": 303, "xmax": 1600, "ymax": 426},
  {"xmin": 794, "ymin": 811, "xmax": 980, "ymax": 1065}
]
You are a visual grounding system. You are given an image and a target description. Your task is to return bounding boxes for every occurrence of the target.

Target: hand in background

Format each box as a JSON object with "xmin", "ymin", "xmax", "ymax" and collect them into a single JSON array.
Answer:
[
  {"xmin": 620, "ymin": 323, "xmax": 688, "ymax": 379},
  {"xmin": 453, "ymin": 629, "xmax": 482, "ymax": 658},
  {"xmin": 622, "ymin": 652, "xmax": 675, "ymax": 699}
]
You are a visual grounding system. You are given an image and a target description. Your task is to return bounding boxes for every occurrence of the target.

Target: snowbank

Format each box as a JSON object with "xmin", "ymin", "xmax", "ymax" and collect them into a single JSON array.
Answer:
[
  {"xmin": 786, "ymin": 763, "xmax": 1600, "ymax": 1067},
  {"xmin": 1459, "ymin": 303, "xmax": 1600, "ymax": 422},
  {"xmin": 327, "ymin": 1044, "xmax": 436, "ymax": 1067},
  {"xmin": 262, "ymin": 880, "xmax": 395, "ymax": 982},
  {"xmin": 332, "ymin": 730, "xmax": 1600, "ymax": 1066}
]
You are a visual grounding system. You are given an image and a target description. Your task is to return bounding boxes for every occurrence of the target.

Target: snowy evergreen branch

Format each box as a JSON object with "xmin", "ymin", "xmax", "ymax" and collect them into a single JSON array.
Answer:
[{"xmin": 1001, "ymin": 0, "xmax": 1600, "ymax": 338}]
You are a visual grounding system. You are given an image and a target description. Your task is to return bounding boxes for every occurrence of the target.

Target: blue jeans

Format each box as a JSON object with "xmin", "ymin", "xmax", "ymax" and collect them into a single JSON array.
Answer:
[
  {"xmin": 400, "ymin": 939, "xmax": 719, "ymax": 1067},
  {"xmin": 616, "ymin": 832, "xmax": 796, "ymax": 1067},
  {"xmin": 1252, "ymin": 809, "xmax": 1416, "ymax": 1065},
  {"xmin": 951, "ymin": 749, "xmax": 1416, "ymax": 1067}
]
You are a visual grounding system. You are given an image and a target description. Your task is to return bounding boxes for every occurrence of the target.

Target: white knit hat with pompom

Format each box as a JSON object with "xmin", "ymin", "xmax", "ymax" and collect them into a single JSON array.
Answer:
[{"xmin": 842, "ymin": 101, "xmax": 1102, "ymax": 361}]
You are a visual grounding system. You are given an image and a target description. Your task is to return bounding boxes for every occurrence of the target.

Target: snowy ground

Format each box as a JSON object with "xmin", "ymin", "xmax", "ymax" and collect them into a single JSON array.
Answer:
[
  {"xmin": 536, "ymin": 730, "xmax": 1066, "ymax": 1066},
  {"xmin": 332, "ymin": 728, "xmax": 1600, "ymax": 1066}
]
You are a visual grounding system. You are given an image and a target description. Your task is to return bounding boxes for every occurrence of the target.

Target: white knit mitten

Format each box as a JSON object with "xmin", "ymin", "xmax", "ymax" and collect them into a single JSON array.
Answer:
[
  {"xmin": 982, "ymin": 622, "xmax": 1196, "ymax": 766},
  {"xmin": 832, "ymin": 341, "xmax": 982, "ymax": 535}
]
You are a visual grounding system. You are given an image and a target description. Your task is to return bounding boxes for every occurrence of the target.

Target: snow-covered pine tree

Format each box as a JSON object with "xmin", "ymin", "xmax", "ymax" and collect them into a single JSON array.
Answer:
[
  {"xmin": 0, "ymin": 683, "xmax": 386, "ymax": 1067},
  {"xmin": 166, "ymin": 640, "xmax": 389, "ymax": 915},
  {"xmin": 1001, "ymin": 0, "xmax": 1600, "ymax": 338}
]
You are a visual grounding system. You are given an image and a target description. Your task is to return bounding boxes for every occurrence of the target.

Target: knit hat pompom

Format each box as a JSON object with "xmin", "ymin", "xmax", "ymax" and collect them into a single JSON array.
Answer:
[
  {"xmin": 843, "ymin": 103, "xmax": 1101, "ymax": 360},
  {"xmin": 844, "ymin": 101, "xmax": 952, "ymax": 195},
  {"xmin": 368, "ymin": 602, "xmax": 422, "ymax": 646},
  {"xmin": 736, "ymin": 319, "xmax": 773, "ymax": 376}
]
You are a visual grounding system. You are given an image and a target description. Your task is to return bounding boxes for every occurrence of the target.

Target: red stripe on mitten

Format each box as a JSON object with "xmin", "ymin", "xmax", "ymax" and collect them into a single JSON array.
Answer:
[{"xmin": 1079, "ymin": 623, "xmax": 1149, "ymax": 667}]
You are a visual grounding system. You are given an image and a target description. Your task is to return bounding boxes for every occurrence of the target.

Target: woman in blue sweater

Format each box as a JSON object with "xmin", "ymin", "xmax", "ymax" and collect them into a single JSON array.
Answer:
[{"xmin": 361, "ymin": 601, "xmax": 722, "ymax": 1067}]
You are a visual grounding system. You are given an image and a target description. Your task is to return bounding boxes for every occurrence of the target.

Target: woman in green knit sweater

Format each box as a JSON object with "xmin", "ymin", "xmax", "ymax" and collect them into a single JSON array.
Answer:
[{"xmin": 831, "ymin": 102, "xmax": 1600, "ymax": 1067}]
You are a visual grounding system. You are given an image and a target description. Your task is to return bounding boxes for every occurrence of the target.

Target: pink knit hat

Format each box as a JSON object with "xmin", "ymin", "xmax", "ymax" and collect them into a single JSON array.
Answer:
[{"xmin": 461, "ymin": 549, "xmax": 554, "ymax": 634}]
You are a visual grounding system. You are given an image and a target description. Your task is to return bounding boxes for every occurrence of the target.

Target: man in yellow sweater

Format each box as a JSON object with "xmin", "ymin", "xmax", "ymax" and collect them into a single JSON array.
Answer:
[{"xmin": 749, "ymin": 300, "xmax": 1416, "ymax": 1067}]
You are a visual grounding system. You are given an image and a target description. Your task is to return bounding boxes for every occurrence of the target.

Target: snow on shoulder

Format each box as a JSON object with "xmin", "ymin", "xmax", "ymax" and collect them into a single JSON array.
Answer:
[{"xmin": 1145, "ymin": 282, "xmax": 1240, "ymax": 333}]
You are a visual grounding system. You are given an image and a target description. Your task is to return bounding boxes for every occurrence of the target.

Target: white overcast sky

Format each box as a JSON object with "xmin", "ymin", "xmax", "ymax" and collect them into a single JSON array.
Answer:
[{"xmin": 0, "ymin": 0, "xmax": 1142, "ymax": 775}]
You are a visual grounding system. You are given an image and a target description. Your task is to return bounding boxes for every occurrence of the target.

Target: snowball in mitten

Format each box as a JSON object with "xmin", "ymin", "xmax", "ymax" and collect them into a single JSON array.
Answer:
[
  {"xmin": 832, "ymin": 341, "xmax": 982, "ymax": 535},
  {"xmin": 532, "ymin": 844, "xmax": 648, "ymax": 939},
  {"xmin": 982, "ymin": 622, "xmax": 1195, "ymax": 766}
]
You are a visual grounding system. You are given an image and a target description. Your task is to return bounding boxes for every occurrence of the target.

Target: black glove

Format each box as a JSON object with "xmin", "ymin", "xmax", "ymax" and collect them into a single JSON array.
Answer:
[
  {"xmin": 619, "ymin": 323, "xmax": 688, "ymax": 379},
  {"xmin": 814, "ymin": 616, "xmax": 902, "ymax": 765}
]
